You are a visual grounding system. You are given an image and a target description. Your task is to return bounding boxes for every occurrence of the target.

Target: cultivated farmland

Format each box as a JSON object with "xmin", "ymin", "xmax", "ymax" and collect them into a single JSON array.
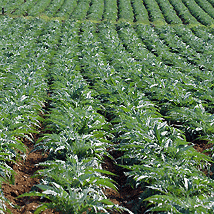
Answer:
[{"xmin": 1, "ymin": 0, "xmax": 214, "ymax": 213}]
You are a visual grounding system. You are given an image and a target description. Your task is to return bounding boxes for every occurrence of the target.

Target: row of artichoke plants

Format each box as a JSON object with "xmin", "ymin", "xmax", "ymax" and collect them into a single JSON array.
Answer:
[
  {"xmin": 0, "ymin": 17, "xmax": 50, "ymax": 212},
  {"xmin": 95, "ymin": 21, "xmax": 214, "ymax": 212},
  {"xmin": 2, "ymin": 15, "xmax": 214, "ymax": 213},
  {"xmin": 142, "ymin": 0, "xmax": 165, "ymax": 24},
  {"xmin": 102, "ymin": 0, "xmax": 118, "ymax": 21},
  {"xmin": 87, "ymin": 0, "xmax": 104, "ymax": 21},
  {"xmin": 112, "ymin": 22, "xmax": 214, "ymax": 144},
  {"xmin": 21, "ymin": 20, "xmax": 130, "ymax": 214},
  {"xmin": 155, "ymin": 0, "xmax": 182, "ymax": 24},
  {"xmin": 168, "ymin": 0, "xmax": 199, "ymax": 25},
  {"xmin": 181, "ymin": 0, "xmax": 214, "ymax": 26},
  {"xmin": 50, "ymin": 20, "xmax": 214, "ymax": 212}
]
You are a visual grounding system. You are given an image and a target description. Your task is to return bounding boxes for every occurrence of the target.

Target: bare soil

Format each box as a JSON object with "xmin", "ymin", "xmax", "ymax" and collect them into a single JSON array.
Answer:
[
  {"xmin": 193, "ymin": 140, "xmax": 213, "ymax": 177},
  {"xmin": 2, "ymin": 134, "xmax": 213, "ymax": 213},
  {"xmin": 2, "ymin": 135, "xmax": 57, "ymax": 214},
  {"xmin": 193, "ymin": 140, "xmax": 213, "ymax": 156},
  {"xmin": 102, "ymin": 152, "xmax": 146, "ymax": 214}
]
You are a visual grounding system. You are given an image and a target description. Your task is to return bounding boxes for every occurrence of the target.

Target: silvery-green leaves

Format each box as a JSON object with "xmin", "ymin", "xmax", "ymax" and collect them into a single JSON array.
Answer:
[{"xmin": 20, "ymin": 155, "xmax": 130, "ymax": 214}]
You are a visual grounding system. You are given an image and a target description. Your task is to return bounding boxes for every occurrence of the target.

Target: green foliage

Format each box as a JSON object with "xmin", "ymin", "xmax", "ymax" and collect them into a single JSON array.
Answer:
[
  {"xmin": 19, "ymin": 155, "xmax": 131, "ymax": 214},
  {"xmin": 55, "ymin": 0, "xmax": 78, "ymax": 18},
  {"xmin": 156, "ymin": 0, "xmax": 182, "ymax": 24},
  {"xmin": 1, "ymin": 5, "xmax": 214, "ymax": 213},
  {"xmin": 194, "ymin": 0, "xmax": 214, "ymax": 19},
  {"xmin": 118, "ymin": 0, "xmax": 134, "ymax": 22},
  {"xmin": 70, "ymin": 0, "xmax": 91, "ymax": 20},
  {"xmin": 103, "ymin": 0, "xmax": 118, "ymax": 21},
  {"xmin": 131, "ymin": 0, "xmax": 150, "ymax": 23},
  {"xmin": 28, "ymin": 0, "xmax": 52, "ymax": 16},
  {"xmin": 168, "ymin": 0, "xmax": 199, "ymax": 24},
  {"xmin": 87, "ymin": 0, "xmax": 104, "ymax": 21},
  {"xmin": 44, "ymin": 0, "xmax": 65, "ymax": 17},
  {"xmin": 25, "ymin": 20, "xmax": 131, "ymax": 213},
  {"xmin": 145, "ymin": 194, "xmax": 214, "ymax": 213},
  {"xmin": 95, "ymin": 21, "xmax": 214, "ymax": 213},
  {"xmin": 182, "ymin": 0, "xmax": 214, "ymax": 26},
  {"xmin": 143, "ymin": 0, "xmax": 165, "ymax": 23},
  {"xmin": 0, "ymin": 17, "xmax": 52, "ymax": 213}
]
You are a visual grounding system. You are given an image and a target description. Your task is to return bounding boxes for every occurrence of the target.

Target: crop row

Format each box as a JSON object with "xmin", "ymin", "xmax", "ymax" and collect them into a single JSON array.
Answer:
[
  {"xmin": 118, "ymin": 0, "xmax": 134, "ymax": 21},
  {"xmin": 194, "ymin": 0, "xmax": 214, "ymax": 19},
  {"xmin": 103, "ymin": 22, "xmax": 214, "ymax": 143},
  {"xmin": 208, "ymin": 0, "xmax": 214, "ymax": 6},
  {"xmin": 103, "ymin": 0, "xmax": 118, "ymax": 21},
  {"xmin": 0, "ymin": 17, "xmax": 123, "ymax": 214},
  {"xmin": 54, "ymin": 0, "xmax": 77, "ymax": 18},
  {"xmin": 2, "ymin": 0, "xmax": 214, "ymax": 25},
  {"xmin": 130, "ymin": 24, "xmax": 214, "ymax": 142},
  {"xmin": 143, "ymin": 0, "xmax": 165, "ymax": 23},
  {"xmin": 0, "ymin": 17, "xmax": 50, "ymax": 213},
  {"xmin": 155, "ymin": 0, "xmax": 182, "ymax": 24},
  {"xmin": 20, "ymin": 19, "xmax": 214, "ymax": 212},
  {"xmin": 1, "ymin": 16, "xmax": 214, "ymax": 213},
  {"xmin": 18, "ymin": 20, "xmax": 130, "ymax": 213},
  {"xmin": 181, "ymin": 0, "xmax": 214, "ymax": 25},
  {"xmin": 87, "ymin": 0, "xmax": 104, "ymax": 20},
  {"xmin": 77, "ymin": 21, "xmax": 214, "ymax": 212},
  {"xmin": 131, "ymin": 0, "xmax": 149, "ymax": 23}
]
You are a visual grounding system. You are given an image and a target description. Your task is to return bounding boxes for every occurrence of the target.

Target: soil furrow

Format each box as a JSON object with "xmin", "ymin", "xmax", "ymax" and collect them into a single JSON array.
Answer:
[
  {"xmin": 1, "ymin": 20, "xmax": 63, "ymax": 214},
  {"xmin": 2, "ymin": 134, "xmax": 55, "ymax": 214},
  {"xmin": 102, "ymin": 152, "xmax": 145, "ymax": 214}
]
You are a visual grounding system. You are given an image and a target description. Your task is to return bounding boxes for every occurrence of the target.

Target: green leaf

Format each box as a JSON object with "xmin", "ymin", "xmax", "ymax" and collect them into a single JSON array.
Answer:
[{"xmin": 34, "ymin": 204, "xmax": 49, "ymax": 214}]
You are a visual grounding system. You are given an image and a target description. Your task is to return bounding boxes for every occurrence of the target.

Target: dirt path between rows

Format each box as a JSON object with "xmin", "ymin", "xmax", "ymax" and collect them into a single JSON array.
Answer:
[
  {"xmin": 1, "ymin": 135, "xmax": 213, "ymax": 213},
  {"xmin": 2, "ymin": 135, "xmax": 55, "ymax": 214},
  {"xmin": 102, "ymin": 151, "xmax": 146, "ymax": 214}
]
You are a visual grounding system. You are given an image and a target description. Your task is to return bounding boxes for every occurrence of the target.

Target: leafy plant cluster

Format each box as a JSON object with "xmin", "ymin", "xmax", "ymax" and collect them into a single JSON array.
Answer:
[
  {"xmin": 168, "ymin": 0, "xmax": 199, "ymax": 24},
  {"xmin": 1, "ymin": 0, "xmax": 24, "ymax": 14},
  {"xmin": 194, "ymin": 0, "xmax": 214, "ymax": 20},
  {"xmin": 105, "ymin": 22, "xmax": 214, "ymax": 142},
  {"xmin": 27, "ymin": 0, "xmax": 52, "ymax": 16},
  {"xmin": 0, "ymin": 17, "xmax": 49, "ymax": 212},
  {"xmin": 44, "ymin": 0, "xmax": 65, "ymax": 17},
  {"xmin": 102, "ymin": 0, "xmax": 118, "ymax": 21},
  {"xmin": 62, "ymin": 20, "xmax": 214, "ymax": 212},
  {"xmin": 181, "ymin": 0, "xmax": 214, "ymax": 26},
  {"xmin": 70, "ymin": 0, "xmax": 91, "ymax": 20},
  {"xmin": 1, "ymin": 4, "xmax": 214, "ymax": 213},
  {"xmin": 142, "ymin": 0, "xmax": 165, "ymax": 24},
  {"xmin": 95, "ymin": 22, "xmax": 214, "ymax": 212},
  {"xmin": 3, "ymin": 0, "xmax": 214, "ymax": 26},
  {"xmin": 117, "ymin": 0, "xmax": 134, "ymax": 22},
  {"xmin": 22, "ymin": 20, "xmax": 130, "ymax": 214},
  {"xmin": 207, "ymin": 0, "xmax": 214, "ymax": 6},
  {"xmin": 54, "ymin": 0, "xmax": 78, "ymax": 19},
  {"xmin": 11, "ymin": 0, "xmax": 36, "ymax": 16},
  {"xmin": 135, "ymin": 24, "xmax": 196, "ymax": 68},
  {"xmin": 191, "ymin": 24, "xmax": 214, "ymax": 43},
  {"xmin": 155, "ymin": 25, "xmax": 211, "ymax": 68},
  {"xmin": 19, "ymin": 18, "xmax": 214, "ymax": 213},
  {"xmin": 155, "ymin": 0, "xmax": 182, "ymax": 24},
  {"xmin": 131, "ymin": 0, "xmax": 150, "ymax": 24},
  {"xmin": 2, "ymin": 0, "xmax": 66, "ymax": 17},
  {"xmin": 87, "ymin": 0, "xmax": 104, "ymax": 21},
  {"xmin": 172, "ymin": 25, "xmax": 214, "ymax": 56}
]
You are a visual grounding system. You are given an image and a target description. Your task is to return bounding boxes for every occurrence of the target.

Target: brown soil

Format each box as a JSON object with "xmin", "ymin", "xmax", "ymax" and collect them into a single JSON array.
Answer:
[
  {"xmin": 2, "ymin": 128, "xmax": 213, "ymax": 214},
  {"xmin": 2, "ymin": 135, "xmax": 57, "ymax": 214},
  {"xmin": 193, "ymin": 140, "xmax": 214, "ymax": 177},
  {"xmin": 101, "ymin": 139, "xmax": 214, "ymax": 214},
  {"xmin": 102, "ymin": 152, "xmax": 146, "ymax": 214},
  {"xmin": 193, "ymin": 140, "xmax": 213, "ymax": 156}
]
